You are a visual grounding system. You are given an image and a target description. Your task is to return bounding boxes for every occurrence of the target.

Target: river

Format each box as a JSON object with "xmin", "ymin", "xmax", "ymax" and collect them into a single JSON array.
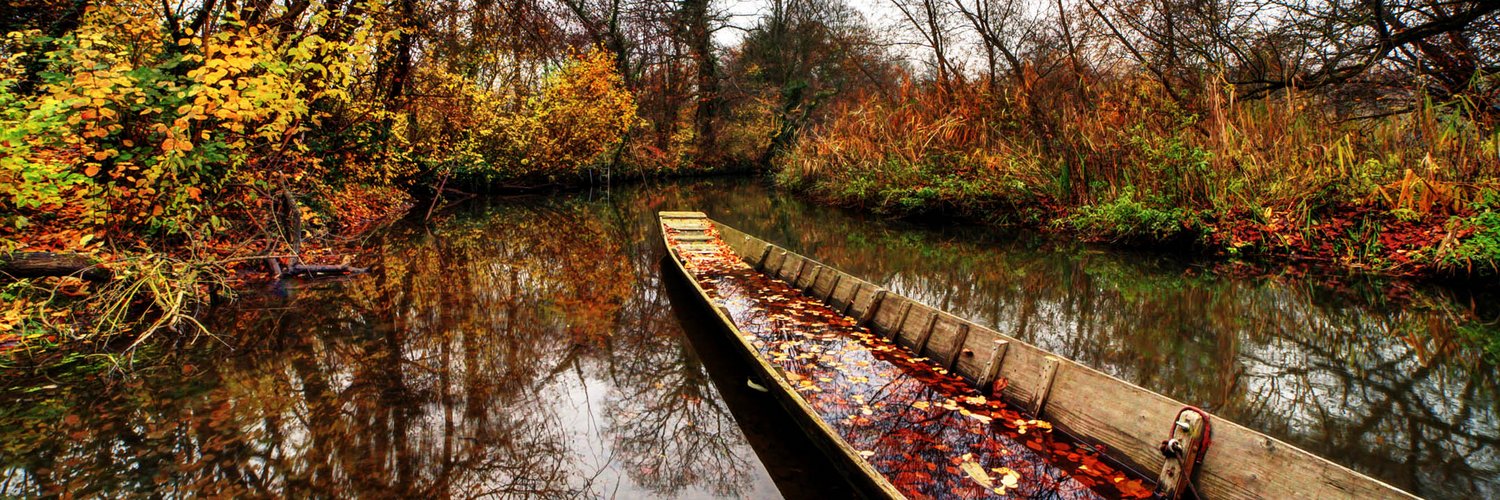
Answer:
[{"xmin": 1, "ymin": 177, "xmax": 1495, "ymax": 498}]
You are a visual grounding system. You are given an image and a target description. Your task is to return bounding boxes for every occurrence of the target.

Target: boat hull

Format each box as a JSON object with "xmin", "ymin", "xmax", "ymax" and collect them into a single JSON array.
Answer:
[{"xmin": 658, "ymin": 211, "xmax": 1417, "ymax": 500}]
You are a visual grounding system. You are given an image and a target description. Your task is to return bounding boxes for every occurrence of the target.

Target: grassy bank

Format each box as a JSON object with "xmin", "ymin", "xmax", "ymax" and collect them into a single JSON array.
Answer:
[{"xmin": 774, "ymin": 80, "xmax": 1500, "ymax": 277}]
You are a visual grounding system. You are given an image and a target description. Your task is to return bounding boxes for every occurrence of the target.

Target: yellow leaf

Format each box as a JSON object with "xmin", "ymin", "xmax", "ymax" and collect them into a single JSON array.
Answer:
[{"xmin": 961, "ymin": 461, "xmax": 992, "ymax": 489}]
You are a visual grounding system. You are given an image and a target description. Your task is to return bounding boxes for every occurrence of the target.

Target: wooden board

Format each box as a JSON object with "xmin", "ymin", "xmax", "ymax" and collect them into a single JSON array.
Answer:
[
  {"xmin": 811, "ymin": 266, "xmax": 840, "ymax": 299},
  {"xmin": 953, "ymin": 323, "xmax": 1006, "ymax": 384},
  {"xmin": 763, "ymin": 248, "xmax": 787, "ymax": 274},
  {"xmin": 848, "ymin": 283, "xmax": 883, "ymax": 321},
  {"xmin": 698, "ymin": 216, "xmax": 1415, "ymax": 500},
  {"xmin": 777, "ymin": 254, "xmax": 805, "ymax": 282},
  {"xmin": 828, "ymin": 272, "xmax": 862, "ymax": 312},
  {"xmin": 922, "ymin": 314, "xmax": 967, "ymax": 367},
  {"xmin": 895, "ymin": 304, "xmax": 938, "ymax": 352},
  {"xmin": 797, "ymin": 263, "xmax": 823, "ymax": 289},
  {"xmin": 870, "ymin": 295, "xmax": 912, "ymax": 338}
]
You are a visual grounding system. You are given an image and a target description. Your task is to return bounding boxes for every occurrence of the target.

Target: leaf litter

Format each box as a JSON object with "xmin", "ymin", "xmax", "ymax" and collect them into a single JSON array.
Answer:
[{"xmin": 668, "ymin": 227, "xmax": 1154, "ymax": 499}]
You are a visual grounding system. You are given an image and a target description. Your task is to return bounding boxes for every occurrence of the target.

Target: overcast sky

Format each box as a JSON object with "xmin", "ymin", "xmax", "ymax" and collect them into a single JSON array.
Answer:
[{"xmin": 711, "ymin": 0, "xmax": 988, "ymax": 74}]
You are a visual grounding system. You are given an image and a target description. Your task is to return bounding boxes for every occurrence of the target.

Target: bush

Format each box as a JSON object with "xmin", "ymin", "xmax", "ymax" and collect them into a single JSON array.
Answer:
[
  {"xmin": 1066, "ymin": 188, "xmax": 1189, "ymax": 241},
  {"xmin": 1439, "ymin": 192, "xmax": 1500, "ymax": 273},
  {"xmin": 412, "ymin": 49, "xmax": 640, "ymax": 185}
]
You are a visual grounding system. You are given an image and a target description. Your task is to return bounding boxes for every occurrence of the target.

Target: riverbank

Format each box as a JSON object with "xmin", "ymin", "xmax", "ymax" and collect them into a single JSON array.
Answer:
[{"xmin": 771, "ymin": 84, "xmax": 1500, "ymax": 280}]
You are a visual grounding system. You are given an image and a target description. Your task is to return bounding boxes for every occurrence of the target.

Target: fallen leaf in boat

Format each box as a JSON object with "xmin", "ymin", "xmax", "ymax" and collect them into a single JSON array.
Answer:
[
  {"xmin": 997, "ymin": 467, "xmax": 1020, "ymax": 489},
  {"xmin": 960, "ymin": 461, "xmax": 993, "ymax": 489}
]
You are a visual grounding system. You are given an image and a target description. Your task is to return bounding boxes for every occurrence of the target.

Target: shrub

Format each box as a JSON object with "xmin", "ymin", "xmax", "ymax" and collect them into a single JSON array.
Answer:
[
  {"xmin": 1066, "ymin": 188, "xmax": 1189, "ymax": 241},
  {"xmin": 1439, "ymin": 192, "xmax": 1500, "ymax": 273}
]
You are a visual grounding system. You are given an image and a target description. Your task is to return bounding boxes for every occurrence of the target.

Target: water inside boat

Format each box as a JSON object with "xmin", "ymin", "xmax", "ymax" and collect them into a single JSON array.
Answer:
[{"xmin": 668, "ymin": 225, "xmax": 1157, "ymax": 499}]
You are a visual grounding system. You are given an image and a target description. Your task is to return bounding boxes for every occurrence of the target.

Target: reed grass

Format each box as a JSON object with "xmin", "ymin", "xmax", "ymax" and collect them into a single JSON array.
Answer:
[{"xmin": 775, "ymin": 75, "xmax": 1500, "ymax": 273}]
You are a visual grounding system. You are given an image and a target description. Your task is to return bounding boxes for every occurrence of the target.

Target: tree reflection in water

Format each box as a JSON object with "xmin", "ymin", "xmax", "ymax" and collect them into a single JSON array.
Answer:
[
  {"xmin": 0, "ymin": 198, "xmax": 777, "ymax": 498},
  {"xmin": 1, "ymin": 178, "xmax": 1496, "ymax": 499}
]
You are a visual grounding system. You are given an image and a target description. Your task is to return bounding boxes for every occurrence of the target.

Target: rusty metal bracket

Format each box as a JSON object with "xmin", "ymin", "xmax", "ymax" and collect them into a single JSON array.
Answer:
[{"xmin": 1155, "ymin": 406, "xmax": 1212, "ymax": 499}]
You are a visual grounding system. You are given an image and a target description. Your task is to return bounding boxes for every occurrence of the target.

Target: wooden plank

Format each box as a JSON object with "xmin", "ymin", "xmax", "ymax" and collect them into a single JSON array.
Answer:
[
  {"xmin": 856, "ymin": 290, "xmax": 888, "ymax": 328},
  {"xmin": 975, "ymin": 339, "xmax": 1009, "ymax": 393},
  {"xmin": 829, "ymin": 273, "xmax": 860, "ymax": 312},
  {"xmin": 922, "ymin": 314, "xmax": 964, "ymax": 361},
  {"xmin": 896, "ymin": 304, "xmax": 937, "ymax": 350},
  {"xmin": 823, "ymin": 273, "xmax": 843, "ymax": 302},
  {"xmin": 778, "ymin": 254, "xmax": 806, "ymax": 282},
  {"xmin": 888, "ymin": 301, "xmax": 914, "ymax": 341},
  {"xmin": 1030, "ymin": 356, "xmax": 1060, "ymax": 416},
  {"xmin": 848, "ymin": 284, "xmax": 881, "ymax": 321},
  {"xmin": 763, "ymin": 249, "xmax": 787, "ymax": 275},
  {"xmin": 663, "ymin": 219, "xmax": 712, "ymax": 230},
  {"xmin": 870, "ymin": 295, "xmax": 910, "ymax": 337},
  {"xmin": 797, "ymin": 264, "xmax": 822, "ymax": 290},
  {"xmin": 943, "ymin": 323, "xmax": 971, "ymax": 371},
  {"xmin": 912, "ymin": 314, "xmax": 940, "ymax": 356},
  {"xmin": 953, "ymin": 323, "xmax": 1006, "ymax": 383},
  {"xmin": 658, "ymin": 211, "xmax": 707, "ymax": 218},
  {"xmin": 713, "ymin": 224, "xmax": 764, "ymax": 263},
  {"xmin": 811, "ymin": 265, "xmax": 839, "ymax": 298},
  {"xmin": 993, "ymin": 340, "xmax": 1046, "ymax": 409},
  {"xmin": 841, "ymin": 279, "xmax": 874, "ymax": 316}
]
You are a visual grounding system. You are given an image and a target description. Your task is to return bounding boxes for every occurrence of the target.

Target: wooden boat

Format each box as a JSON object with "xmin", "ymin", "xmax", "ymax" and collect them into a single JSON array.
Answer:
[{"xmin": 659, "ymin": 211, "xmax": 1417, "ymax": 500}]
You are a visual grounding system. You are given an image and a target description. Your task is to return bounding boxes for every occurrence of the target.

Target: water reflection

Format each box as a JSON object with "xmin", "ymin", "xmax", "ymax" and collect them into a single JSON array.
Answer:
[
  {"xmin": 0, "ymin": 178, "xmax": 1495, "ymax": 499},
  {"xmin": 0, "ymin": 197, "xmax": 783, "ymax": 498}
]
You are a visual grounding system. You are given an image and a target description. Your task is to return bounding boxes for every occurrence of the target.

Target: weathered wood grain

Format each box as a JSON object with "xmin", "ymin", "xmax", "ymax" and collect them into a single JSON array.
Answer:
[{"xmin": 895, "ymin": 304, "xmax": 938, "ymax": 351}]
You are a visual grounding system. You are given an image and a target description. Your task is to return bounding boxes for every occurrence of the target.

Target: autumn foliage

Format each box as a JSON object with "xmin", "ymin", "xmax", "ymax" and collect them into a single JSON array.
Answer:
[{"xmin": 0, "ymin": 2, "xmax": 642, "ymax": 354}]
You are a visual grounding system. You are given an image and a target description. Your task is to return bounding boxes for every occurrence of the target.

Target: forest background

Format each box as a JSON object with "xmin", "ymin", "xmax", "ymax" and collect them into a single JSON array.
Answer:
[{"xmin": 1, "ymin": 0, "xmax": 1497, "ymax": 359}]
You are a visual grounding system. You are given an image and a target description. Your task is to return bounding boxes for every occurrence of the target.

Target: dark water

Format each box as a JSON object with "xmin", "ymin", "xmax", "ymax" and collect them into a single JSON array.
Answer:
[{"xmin": 1, "ymin": 178, "xmax": 1496, "ymax": 498}]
